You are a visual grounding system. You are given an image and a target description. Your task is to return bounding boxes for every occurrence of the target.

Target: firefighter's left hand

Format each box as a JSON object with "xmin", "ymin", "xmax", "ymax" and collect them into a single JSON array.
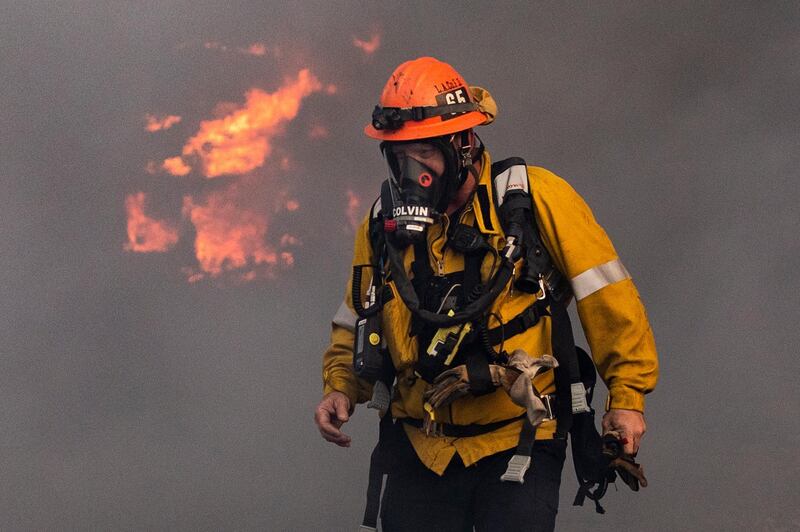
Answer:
[{"xmin": 602, "ymin": 409, "xmax": 646, "ymax": 456}]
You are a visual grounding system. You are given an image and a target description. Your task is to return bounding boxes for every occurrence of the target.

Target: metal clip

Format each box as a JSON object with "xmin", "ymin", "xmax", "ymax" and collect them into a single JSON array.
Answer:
[
  {"xmin": 536, "ymin": 275, "xmax": 547, "ymax": 300},
  {"xmin": 500, "ymin": 454, "xmax": 531, "ymax": 484},
  {"xmin": 541, "ymin": 394, "xmax": 555, "ymax": 420},
  {"xmin": 422, "ymin": 402, "xmax": 441, "ymax": 436},
  {"xmin": 422, "ymin": 419, "xmax": 443, "ymax": 437}
]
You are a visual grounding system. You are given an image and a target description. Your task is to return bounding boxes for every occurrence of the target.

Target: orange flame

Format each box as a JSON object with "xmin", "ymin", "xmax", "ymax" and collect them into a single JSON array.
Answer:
[
  {"xmin": 183, "ymin": 193, "xmax": 276, "ymax": 278},
  {"xmin": 133, "ymin": 65, "xmax": 334, "ymax": 282},
  {"xmin": 124, "ymin": 192, "xmax": 179, "ymax": 252},
  {"xmin": 162, "ymin": 156, "xmax": 192, "ymax": 176},
  {"xmin": 168, "ymin": 69, "xmax": 323, "ymax": 178},
  {"xmin": 144, "ymin": 114, "xmax": 182, "ymax": 132},
  {"xmin": 181, "ymin": 187, "xmax": 300, "ymax": 281},
  {"xmin": 353, "ymin": 33, "xmax": 381, "ymax": 55}
]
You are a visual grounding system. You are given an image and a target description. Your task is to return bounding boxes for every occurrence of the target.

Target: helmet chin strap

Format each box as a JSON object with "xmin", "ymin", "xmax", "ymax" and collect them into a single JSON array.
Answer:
[{"xmin": 456, "ymin": 130, "xmax": 483, "ymax": 189}]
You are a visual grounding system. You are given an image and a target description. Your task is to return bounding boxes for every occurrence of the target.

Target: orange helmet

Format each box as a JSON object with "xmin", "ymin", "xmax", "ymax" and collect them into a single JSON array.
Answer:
[{"xmin": 365, "ymin": 57, "xmax": 490, "ymax": 141}]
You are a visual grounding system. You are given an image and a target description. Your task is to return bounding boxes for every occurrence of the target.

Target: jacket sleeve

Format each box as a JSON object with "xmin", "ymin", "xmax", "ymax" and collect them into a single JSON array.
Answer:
[
  {"xmin": 321, "ymin": 213, "xmax": 375, "ymax": 407},
  {"xmin": 530, "ymin": 167, "xmax": 659, "ymax": 412}
]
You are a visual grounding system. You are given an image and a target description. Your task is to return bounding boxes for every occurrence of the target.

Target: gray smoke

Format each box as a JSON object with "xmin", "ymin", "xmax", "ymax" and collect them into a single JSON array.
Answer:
[{"xmin": 1, "ymin": 2, "xmax": 798, "ymax": 530}]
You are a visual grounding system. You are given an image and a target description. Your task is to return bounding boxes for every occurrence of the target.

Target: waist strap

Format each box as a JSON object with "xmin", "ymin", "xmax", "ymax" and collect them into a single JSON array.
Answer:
[
  {"xmin": 401, "ymin": 415, "xmax": 525, "ymax": 438},
  {"xmin": 400, "ymin": 395, "xmax": 558, "ymax": 438}
]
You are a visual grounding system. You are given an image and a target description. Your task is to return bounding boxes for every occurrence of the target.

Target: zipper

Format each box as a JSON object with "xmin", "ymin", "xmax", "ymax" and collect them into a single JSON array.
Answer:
[{"xmin": 430, "ymin": 214, "xmax": 448, "ymax": 277}]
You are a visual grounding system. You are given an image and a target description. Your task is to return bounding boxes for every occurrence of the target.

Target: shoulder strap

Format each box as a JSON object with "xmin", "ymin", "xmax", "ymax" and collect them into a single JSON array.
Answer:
[
  {"xmin": 490, "ymin": 158, "xmax": 569, "ymax": 298},
  {"xmin": 490, "ymin": 157, "xmax": 588, "ymax": 439},
  {"xmin": 367, "ymin": 193, "xmax": 384, "ymax": 266}
]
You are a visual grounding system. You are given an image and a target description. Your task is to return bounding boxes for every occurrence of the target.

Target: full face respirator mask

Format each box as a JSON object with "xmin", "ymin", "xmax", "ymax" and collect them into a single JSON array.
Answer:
[{"xmin": 379, "ymin": 136, "xmax": 469, "ymax": 247}]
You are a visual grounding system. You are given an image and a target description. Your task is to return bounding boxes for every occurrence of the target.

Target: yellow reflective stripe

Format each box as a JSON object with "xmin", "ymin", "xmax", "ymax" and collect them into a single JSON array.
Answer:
[
  {"xmin": 332, "ymin": 300, "xmax": 357, "ymax": 332},
  {"xmin": 570, "ymin": 259, "xmax": 631, "ymax": 301}
]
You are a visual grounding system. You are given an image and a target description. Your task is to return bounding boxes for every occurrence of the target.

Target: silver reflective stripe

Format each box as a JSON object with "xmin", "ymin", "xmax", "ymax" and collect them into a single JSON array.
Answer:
[
  {"xmin": 494, "ymin": 164, "xmax": 529, "ymax": 206},
  {"xmin": 570, "ymin": 259, "xmax": 631, "ymax": 301},
  {"xmin": 332, "ymin": 300, "xmax": 357, "ymax": 332}
]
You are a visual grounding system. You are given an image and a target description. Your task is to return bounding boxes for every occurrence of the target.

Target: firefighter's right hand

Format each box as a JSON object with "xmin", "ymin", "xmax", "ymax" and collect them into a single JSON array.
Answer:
[{"xmin": 314, "ymin": 391, "xmax": 352, "ymax": 447}]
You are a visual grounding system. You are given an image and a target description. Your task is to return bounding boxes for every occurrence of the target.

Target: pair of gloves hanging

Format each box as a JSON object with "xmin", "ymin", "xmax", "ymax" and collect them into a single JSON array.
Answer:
[{"xmin": 423, "ymin": 349, "xmax": 558, "ymax": 427}]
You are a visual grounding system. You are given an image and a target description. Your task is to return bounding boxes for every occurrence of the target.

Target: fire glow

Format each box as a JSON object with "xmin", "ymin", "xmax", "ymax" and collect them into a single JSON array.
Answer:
[
  {"xmin": 164, "ymin": 69, "xmax": 323, "ymax": 178},
  {"xmin": 124, "ymin": 192, "xmax": 179, "ymax": 253},
  {"xmin": 126, "ymin": 69, "xmax": 329, "ymax": 282},
  {"xmin": 353, "ymin": 33, "xmax": 381, "ymax": 55},
  {"xmin": 182, "ymin": 192, "xmax": 299, "ymax": 281},
  {"xmin": 145, "ymin": 114, "xmax": 182, "ymax": 132}
]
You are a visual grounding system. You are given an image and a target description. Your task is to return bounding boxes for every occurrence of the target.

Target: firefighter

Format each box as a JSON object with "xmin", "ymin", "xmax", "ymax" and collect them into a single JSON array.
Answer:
[{"xmin": 315, "ymin": 57, "xmax": 658, "ymax": 532}]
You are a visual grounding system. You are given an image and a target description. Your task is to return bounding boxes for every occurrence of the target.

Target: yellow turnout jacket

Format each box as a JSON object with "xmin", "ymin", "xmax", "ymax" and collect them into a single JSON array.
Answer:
[{"xmin": 322, "ymin": 150, "xmax": 658, "ymax": 475}]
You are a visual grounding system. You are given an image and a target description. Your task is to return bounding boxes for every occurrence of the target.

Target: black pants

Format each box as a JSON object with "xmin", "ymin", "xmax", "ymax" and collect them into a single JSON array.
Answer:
[{"xmin": 380, "ymin": 429, "xmax": 567, "ymax": 532}]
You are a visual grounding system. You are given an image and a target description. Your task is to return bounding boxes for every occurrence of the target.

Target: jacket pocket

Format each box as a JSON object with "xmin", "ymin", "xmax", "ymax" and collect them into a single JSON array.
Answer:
[{"xmin": 381, "ymin": 280, "xmax": 418, "ymax": 372}]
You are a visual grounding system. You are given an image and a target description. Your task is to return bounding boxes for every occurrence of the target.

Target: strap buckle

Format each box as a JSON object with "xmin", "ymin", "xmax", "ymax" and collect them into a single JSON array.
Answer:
[
  {"xmin": 422, "ymin": 420, "xmax": 444, "ymax": 438},
  {"xmin": 410, "ymin": 106, "xmax": 426, "ymax": 121},
  {"xmin": 570, "ymin": 382, "xmax": 591, "ymax": 414},
  {"xmin": 541, "ymin": 394, "xmax": 556, "ymax": 420},
  {"xmin": 536, "ymin": 275, "xmax": 547, "ymax": 300},
  {"xmin": 500, "ymin": 454, "xmax": 531, "ymax": 484}
]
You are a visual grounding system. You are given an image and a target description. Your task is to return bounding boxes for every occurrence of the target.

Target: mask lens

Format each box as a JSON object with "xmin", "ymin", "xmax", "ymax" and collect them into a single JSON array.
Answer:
[
  {"xmin": 386, "ymin": 143, "xmax": 442, "ymax": 185},
  {"xmin": 382, "ymin": 142, "xmax": 446, "ymax": 245}
]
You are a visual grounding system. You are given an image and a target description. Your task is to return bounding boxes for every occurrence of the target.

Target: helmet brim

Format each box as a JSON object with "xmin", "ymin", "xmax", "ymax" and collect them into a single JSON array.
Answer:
[{"xmin": 364, "ymin": 110, "xmax": 487, "ymax": 141}]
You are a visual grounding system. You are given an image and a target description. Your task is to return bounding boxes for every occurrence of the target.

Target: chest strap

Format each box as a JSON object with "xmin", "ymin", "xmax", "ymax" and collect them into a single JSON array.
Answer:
[{"xmin": 483, "ymin": 299, "xmax": 549, "ymax": 347}]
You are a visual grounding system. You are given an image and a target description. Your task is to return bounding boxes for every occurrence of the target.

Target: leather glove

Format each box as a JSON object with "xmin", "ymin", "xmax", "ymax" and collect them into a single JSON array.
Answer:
[
  {"xmin": 423, "ymin": 365, "xmax": 471, "ymax": 411},
  {"xmin": 502, "ymin": 350, "xmax": 558, "ymax": 426},
  {"xmin": 603, "ymin": 430, "xmax": 648, "ymax": 490},
  {"xmin": 422, "ymin": 362, "xmax": 512, "ymax": 411}
]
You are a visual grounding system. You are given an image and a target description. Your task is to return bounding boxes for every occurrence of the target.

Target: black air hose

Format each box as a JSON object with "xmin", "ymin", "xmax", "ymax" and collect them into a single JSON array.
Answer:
[
  {"xmin": 384, "ymin": 236, "xmax": 514, "ymax": 328},
  {"xmin": 351, "ymin": 265, "xmax": 381, "ymax": 319}
]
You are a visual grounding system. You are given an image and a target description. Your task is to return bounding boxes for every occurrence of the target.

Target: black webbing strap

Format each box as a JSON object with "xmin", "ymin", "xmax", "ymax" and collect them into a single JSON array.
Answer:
[
  {"xmin": 548, "ymin": 295, "xmax": 582, "ymax": 439},
  {"xmin": 372, "ymin": 102, "xmax": 478, "ymax": 131},
  {"xmin": 411, "ymin": 238, "xmax": 434, "ymax": 286},
  {"xmin": 401, "ymin": 415, "xmax": 525, "ymax": 437},
  {"xmin": 484, "ymin": 299, "xmax": 549, "ymax": 346},
  {"xmin": 515, "ymin": 417, "xmax": 537, "ymax": 457},
  {"xmin": 409, "ymin": 238, "xmax": 435, "ymax": 338},
  {"xmin": 465, "ymin": 351, "xmax": 494, "ymax": 396},
  {"xmin": 462, "ymin": 250, "xmax": 484, "ymax": 303},
  {"xmin": 499, "ymin": 416, "xmax": 538, "ymax": 483},
  {"xmin": 475, "ymin": 184, "xmax": 494, "ymax": 232},
  {"xmin": 361, "ymin": 411, "xmax": 394, "ymax": 529}
]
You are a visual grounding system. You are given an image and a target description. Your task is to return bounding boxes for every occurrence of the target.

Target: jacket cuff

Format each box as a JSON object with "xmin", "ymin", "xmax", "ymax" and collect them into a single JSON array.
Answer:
[
  {"xmin": 323, "ymin": 374, "xmax": 358, "ymax": 410},
  {"xmin": 605, "ymin": 385, "xmax": 646, "ymax": 413}
]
